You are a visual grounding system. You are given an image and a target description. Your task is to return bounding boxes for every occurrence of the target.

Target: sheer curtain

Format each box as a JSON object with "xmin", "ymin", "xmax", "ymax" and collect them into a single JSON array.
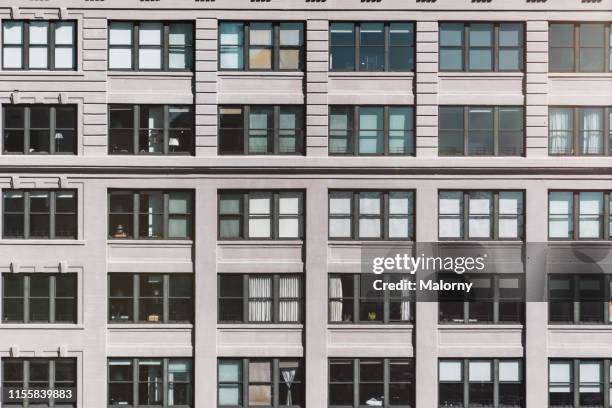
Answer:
[
  {"xmin": 248, "ymin": 276, "xmax": 272, "ymax": 322},
  {"xmin": 329, "ymin": 277, "xmax": 343, "ymax": 322},
  {"xmin": 581, "ymin": 108, "xmax": 603, "ymax": 154},
  {"xmin": 279, "ymin": 276, "xmax": 300, "ymax": 322},
  {"xmin": 549, "ymin": 108, "xmax": 572, "ymax": 154}
]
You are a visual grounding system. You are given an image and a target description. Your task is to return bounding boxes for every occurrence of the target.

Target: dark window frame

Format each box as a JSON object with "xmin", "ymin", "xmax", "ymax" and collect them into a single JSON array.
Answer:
[
  {"xmin": 548, "ymin": 106, "xmax": 611, "ymax": 156},
  {"xmin": 2, "ymin": 189, "xmax": 78, "ymax": 239},
  {"xmin": 218, "ymin": 358, "xmax": 304, "ymax": 408},
  {"xmin": 439, "ymin": 22, "xmax": 525, "ymax": 73},
  {"xmin": 329, "ymin": 21, "xmax": 416, "ymax": 72},
  {"xmin": 108, "ymin": 357, "xmax": 193, "ymax": 407},
  {"xmin": 2, "ymin": 104, "xmax": 77, "ymax": 155},
  {"xmin": 107, "ymin": 21, "xmax": 194, "ymax": 72},
  {"xmin": 328, "ymin": 358, "xmax": 414, "ymax": 408},
  {"xmin": 218, "ymin": 105, "xmax": 305, "ymax": 155},
  {"xmin": 438, "ymin": 190, "xmax": 525, "ymax": 241},
  {"xmin": 328, "ymin": 190, "xmax": 416, "ymax": 241},
  {"xmin": 549, "ymin": 23, "xmax": 612, "ymax": 73},
  {"xmin": 547, "ymin": 191, "xmax": 611, "ymax": 241},
  {"xmin": 328, "ymin": 274, "xmax": 415, "ymax": 324},
  {"xmin": 218, "ymin": 21, "xmax": 305, "ymax": 72},
  {"xmin": 548, "ymin": 359, "xmax": 610, "ymax": 408},
  {"xmin": 438, "ymin": 106, "xmax": 525, "ymax": 157},
  {"xmin": 108, "ymin": 273, "xmax": 193, "ymax": 324},
  {"xmin": 108, "ymin": 189, "xmax": 194, "ymax": 240},
  {"xmin": 438, "ymin": 273, "xmax": 525, "ymax": 324},
  {"xmin": 108, "ymin": 104, "xmax": 194, "ymax": 155},
  {"xmin": 2, "ymin": 273, "xmax": 77, "ymax": 324},
  {"xmin": 548, "ymin": 274, "xmax": 612, "ymax": 324},
  {"xmin": 439, "ymin": 358, "xmax": 524, "ymax": 408},
  {"xmin": 218, "ymin": 190, "xmax": 304, "ymax": 241},
  {"xmin": 218, "ymin": 273, "xmax": 303, "ymax": 324},
  {"xmin": 1, "ymin": 20, "xmax": 77, "ymax": 71},
  {"xmin": 328, "ymin": 106, "xmax": 415, "ymax": 156}
]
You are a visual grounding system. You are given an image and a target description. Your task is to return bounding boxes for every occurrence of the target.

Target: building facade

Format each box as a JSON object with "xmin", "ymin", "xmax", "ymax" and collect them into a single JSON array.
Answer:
[{"xmin": 0, "ymin": 0, "xmax": 611, "ymax": 407}]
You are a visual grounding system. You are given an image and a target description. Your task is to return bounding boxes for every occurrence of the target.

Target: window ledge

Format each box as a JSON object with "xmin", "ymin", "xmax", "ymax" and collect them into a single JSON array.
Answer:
[
  {"xmin": 0, "ymin": 239, "xmax": 85, "ymax": 246},
  {"xmin": 438, "ymin": 71, "xmax": 524, "ymax": 78},
  {"xmin": 328, "ymin": 71, "xmax": 415, "ymax": 78},
  {"xmin": 0, "ymin": 70, "xmax": 85, "ymax": 77},
  {"xmin": 107, "ymin": 239, "xmax": 194, "ymax": 245},
  {"xmin": 328, "ymin": 324, "xmax": 414, "ymax": 330},
  {"xmin": 328, "ymin": 240, "xmax": 414, "ymax": 246},
  {"xmin": 0, "ymin": 324, "xmax": 83, "ymax": 330},
  {"xmin": 218, "ymin": 70, "xmax": 304, "ymax": 78},
  {"xmin": 436, "ymin": 240, "xmax": 524, "ymax": 245},
  {"xmin": 107, "ymin": 70, "xmax": 194, "ymax": 78},
  {"xmin": 548, "ymin": 72, "xmax": 612, "ymax": 78},
  {"xmin": 217, "ymin": 240, "xmax": 303, "ymax": 245},
  {"xmin": 218, "ymin": 324, "xmax": 303, "ymax": 329},
  {"xmin": 438, "ymin": 324, "xmax": 523, "ymax": 330},
  {"xmin": 548, "ymin": 324, "xmax": 612, "ymax": 330},
  {"xmin": 108, "ymin": 323, "xmax": 193, "ymax": 329}
]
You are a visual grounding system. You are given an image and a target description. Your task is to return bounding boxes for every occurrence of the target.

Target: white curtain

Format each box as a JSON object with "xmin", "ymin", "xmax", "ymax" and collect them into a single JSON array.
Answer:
[
  {"xmin": 549, "ymin": 108, "xmax": 572, "ymax": 154},
  {"xmin": 581, "ymin": 108, "xmax": 603, "ymax": 154},
  {"xmin": 400, "ymin": 289, "xmax": 411, "ymax": 321},
  {"xmin": 248, "ymin": 276, "xmax": 272, "ymax": 322},
  {"xmin": 329, "ymin": 277, "xmax": 343, "ymax": 322},
  {"xmin": 279, "ymin": 276, "xmax": 300, "ymax": 322},
  {"xmin": 281, "ymin": 368, "xmax": 297, "ymax": 406}
]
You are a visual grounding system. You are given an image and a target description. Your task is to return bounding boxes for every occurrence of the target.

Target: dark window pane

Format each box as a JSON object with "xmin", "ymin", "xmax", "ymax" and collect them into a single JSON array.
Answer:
[
  {"xmin": 219, "ymin": 107, "xmax": 244, "ymax": 154},
  {"xmin": 140, "ymin": 275, "xmax": 163, "ymax": 297},
  {"xmin": 499, "ymin": 383, "xmax": 523, "ymax": 408},
  {"xmin": 220, "ymin": 274, "xmax": 243, "ymax": 298},
  {"xmin": 440, "ymin": 383, "xmax": 464, "ymax": 407},
  {"xmin": 170, "ymin": 275, "xmax": 192, "ymax": 297},
  {"xmin": 330, "ymin": 23, "xmax": 355, "ymax": 71},
  {"xmin": 109, "ymin": 106, "xmax": 134, "ymax": 154},
  {"xmin": 30, "ymin": 275, "xmax": 49, "ymax": 297},
  {"xmin": 4, "ymin": 106, "xmax": 24, "ymax": 128},
  {"xmin": 469, "ymin": 383, "xmax": 494, "ymax": 406},
  {"xmin": 3, "ymin": 298, "xmax": 24, "ymax": 322},
  {"xmin": 3, "ymin": 275, "xmax": 23, "ymax": 296},
  {"xmin": 329, "ymin": 384, "xmax": 353, "ymax": 405}
]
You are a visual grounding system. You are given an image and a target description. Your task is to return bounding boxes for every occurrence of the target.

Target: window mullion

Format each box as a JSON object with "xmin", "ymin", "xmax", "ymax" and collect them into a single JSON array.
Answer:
[
  {"xmin": 24, "ymin": 22, "xmax": 30, "ymax": 69},
  {"xmin": 493, "ymin": 359, "xmax": 499, "ymax": 408},
  {"xmin": 354, "ymin": 274, "xmax": 360, "ymax": 323},
  {"xmin": 354, "ymin": 106, "xmax": 360, "ymax": 156},
  {"xmin": 49, "ymin": 275, "xmax": 56, "ymax": 324},
  {"xmin": 243, "ymin": 192, "xmax": 249, "ymax": 239},
  {"xmin": 463, "ymin": 359, "xmax": 469, "ymax": 407},
  {"xmin": 133, "ymin": 274, "xmax": 140, "ymax": 324},
  {"xmin": 384, "ymin": 106, "xmax": 389, "ymax": 156},
  {"xmin": 383, "ymin": 192, "xmax": 389, "ymax": 240},
  {"xmin": 163, "ymin": 192, "xmax": 170, "ymax": 239},
  {"xmin": 163, "ymin": 105, "xmax": 169, "ymax": 155},
  {"xmin": 245, "ymin": 24, "xmax": 250, "ymax": 71},
  {"xmin": 493, "ymin": 192, "xmax": 499, "ymax": 240},
  {"xmin": 573, "ymin": 359, "xmax": 580, "ymax": 408},
  {"xmin": 353, "ymin": 358, "xmax": 360, "ymax": 407},
  {"xmin": 243, "ymin": 274, "xmax": 249, "ymax": 323},
  {"xmin": 384, "ymin": 24, "xmax": 390, "ymax": 72},
  {"xmin": 574, "ymin": 24, "xmax": 579, "ymax": 72},
  {"xmin": 383, "ymin": 359, "xmax": 390, "ymax": 408},
  {"xmin": 24, "ymin": 106, "xmax": 30, "ymax": 155},
  {"xmin": 353, "ymin": 192, "xmax": 359, "ymax": 239},
  {"xmin": 464, "ymin": 107, "xmax": 469, "ymax": 156},
  {"xmin": 50, "ymin": 191, "xmax": 56, "ymax": 239},
  {"xmin": 273, "ymin": 274, "xmax": 279, "ymax": 323},
  {"xmin": 573, "ymin": 275, "xmax": 580, "ymax": 324},
  {"xmin": 163, "ymin": 358, "xmax": 169, "ymax": 407},
  {"xmin": 133, "ymin": 105, "xmax": 139, "ymax": 156},
  {"xmin": 464, "ymin": 25, "xmax": 469, "ymax": 71},
  {"xmin": 133, "ymin": 192, "xmax": 140, "ymax": 239},
  {"xmin": 244, "ymin": 106, "xmax": 250, "ymax": 155},
  {"xmin": 272, "ymin": 192, "xmax": 279, "ymax": 239},
  {"xmin": 604, "ymin": 359, "xmax": 610, "ymax": 408},
  {"xmin": 134, "ymin": 24, "xmax": 140, "ymax": 71},
  {"xmin": 493, "ymin": 107, "xmax": 499, "ymax": 157},
  {"xmin": 49, "ymin": 22, "xmax": 55, "ymax": 70},
  {"xmin": 355, "ymin": 24, "xmax": 361, "ymax": 72},
  {"xmin": 463, "ymin": 192, "xmax": 469, "ymax": 240},
  {"xmin": 494, "ymin": 25, "xmax": 500, "ymax": 72},
  {"xmin": 163, "ymin": 274, "xmax": 169, "ymax": 323},
  {"xmin": 50, "ymin": 106, "xmax": 56, "ymax": 155},
  {"xmin": 163, "ymin": 24, "xmax": 169, "ymax": 71},
  {"xmin": 573, "ymin": 192, "xmax": 579, "ymax": 241},
  {"xmin": 133, "ymin": 358, "xmax": 139, "ymax": 406},
  {"xmin": 24, "ymin": 275, "xmax": 30, "ymax": 323},
  {"xmin": 273, "ymin": 358, "xmax": 280, "ymax": 407},
  {"xmin": 273, "ymin": 105, "xmax": 280, "ymax": 155},
  {"xmin": 24, "ymin": 191, "xmax": 30, "ymax": 239},
  {"xmin": 273, "ymin": 24, "xmax": 280, "ymax": 72}
]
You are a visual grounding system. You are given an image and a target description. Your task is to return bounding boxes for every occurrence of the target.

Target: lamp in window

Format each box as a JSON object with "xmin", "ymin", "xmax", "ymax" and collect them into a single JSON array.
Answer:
[
  {"xmin": 169, "ymin": 136, "xmax": 180, "ymax": 152},
  {"xmin": 114, "ymin": 224, "xmax": 127, "ymax": 239},
  {"xmin": 54, "ymin": 132, "xmax": 64, "ymax": 152}
]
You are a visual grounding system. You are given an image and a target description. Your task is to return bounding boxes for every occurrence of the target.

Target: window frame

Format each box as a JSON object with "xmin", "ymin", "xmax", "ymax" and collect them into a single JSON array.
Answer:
[
  {"xmin": 108, "ymin": 104, "xmax": 194, "ymax": 155},
  {"xmin": 438, "ymin": 105, "xmax": 525, "ymax": 157},
  {"xmin": 438, "ymin": 273, "xmax": 525, "ymax": 324},
  {"xmin": 328, "ymin": 274, "xmax": 415, "ymax": 324},
  {"xmin": 217, "ymin": 358, "xmax": 304, "ymax": 408},
  {"xmin": 108, "ymin": 273, "xmax": 193, "ymax": 324},
  {"xmin": 548, "ymin": 274, "xmax": 612, "ymax": 324},
  {"xmin": 108, "ymin": 357, "xmax": 193, "ymax": 407},
  {"xmin": 329, "ymin": 21, "xmax": 415, "ymax": 72},
  {"xmin": 217, "ymin": 273, "xmax": 303, "ymax": 324},
  {"xmin": 548, "ymin": 359, "xmax": 610, "ymax": 408},
  {"xmin": 2, "ymin": 273, "xmax": 77, "ymax": 324},
  {"xmin": 439, "ymin": 358, "xmax": 524, "ymax": 408},
  {"xmin": 548, "ymin": 23, "xmax": 612, "ymax": 73},
  {"xmin": 328, "ymin": 106, "xmax": 415, "ymax": 156},
  {"xmin": 2, "ymin": 189, "xmax": 78, "ymax": 239},
  {"xmin": 438, "ymin": 22, "xmax": 525, "ymax": 72},
  {"xmin": 548, "ymin": 106, "xmax": 611, "ymax": 156},
  {"xmin": 328, "ymin": 358, "xmax": 414, "ymax": 408},
  {"xmin": 107, "ymin": 189, "xmax": 194, "ymax": 240},
  {"xmin": 328, "ymin": 190, "xmax": 415, "ymax": 241},
  {"xmin": 438, "ymin": 190, "xmax": 525, "ymax": 241},
  {"xmin": 547, "ymin": 191, "xmax": 611, "ymax": 241},
  {"xmin": 1, "ymin": 20, "xmax": 77, "ymax": 70},
  {"xmin": 107, "ymin": 21, "xmax": 194, "ymax": 72},
  {"xmin": 218, "ymin": 105, "xmax": 305, "ymax": 155},
  {"xmin": 218, "ymin": 21, "xmax": 304, "ymax": 72},
  {"xmin": 2, "ymin": 104, "xmax": 77, "ymax": 155},
  {"xmin": 217, "ymin": 191, "xmax": 304, "ymax": 241}
]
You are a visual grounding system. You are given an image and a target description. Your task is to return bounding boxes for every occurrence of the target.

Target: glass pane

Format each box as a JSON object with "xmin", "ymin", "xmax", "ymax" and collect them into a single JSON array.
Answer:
[
  {"xmin": 220, "ymin": 23, "xmax": 244, "ymax": 46},
  {"xmin": 360, "ymin": 23, "xmax": 384, "ymax": 71},
  {"xmin": 499, "ymin": 361, "xmax": 520, "ymax": 382},
  {"xmin": 330, "ymin": 23, "xmax": 355, "ymax": 70},
  {"xmin": 330, "ymin": 192, "xmax": 352, "ymax": 212},
  {"xmin": 579, "ymin": 192, "xmax": 603, "ymax": 238},
  {"xmin": 470, "ymin": 24, "xmax": 492, "ymax": 47},
  {"xmin": 550, "ymin": 24, "xmax": 574, "ymax": 47},
  {"xmin": 439, "ymin": 191, "xmax": 463, "ymax": 238},
  {"xmin": 110, "ymin": 23, "xmax": 132, "ymax": 45},
  {"xmin": 169, "ymin": 23, "xmax": 192, "ymax": 46},
  {"xmin": 3, "ymin": 21, "xmax": 23, "ymax": 44},
  {"xmin": 440, "ymin": 361, "xmax": 462, "ymax": 381},
  {"xmin": 55, "ymin": 22, "xmax": 74, "ymax": 45},
  {"xmin": 468, "ymin": 108, "xmax": 494, "ymax": 155},
  {"xmin": 139, "ymin": 48, "xmax": 161, "ymax": 70},
  {"xmin": 139, "ymin": 22, "xmax": 162, "ymax": 45},
  {"xmin": 469, "ymin": 361, "xmax": 492, "ymax": 382},
  {"xmin": 56, "ymin": 47, "xmax": 75, "ymax": 70},
  {"xmin": 250, "ymin": 23, "xmax": 272, "ymax": 46},
  {"xmin": 359, "ymin": 107, "xmax": 383, "ymax": 154},
  {"xmin": 28, "ymin": 46, "xmax": 48, "ymax": 69},
  {"xmin": 499, "ymin": 49, "xmax": 520, "ymax": 71},
  {"xmin": 500, "ymin": 24, "xmax": 522, "ymax": 47},
  {"xmin": 29, "ymin": 21, "xmax": 49, "ymax": 45},
  {"xmin": 219, "ymin": 107, "xmax": 244, "ymax": 153},
  {"xmin": 219, "ymin": 360, "xmax": 241, "ymax": 382},
  {"xmin": 169, "ymin": 192, "xmax": 191, "ymax": 214},
  {"xmin": 280, "ymin": 23, "xmax": 302, "ymax": 46},
  {"xmin": 581, "ymin": 108, "xmax": 603, "ymax": 154}
]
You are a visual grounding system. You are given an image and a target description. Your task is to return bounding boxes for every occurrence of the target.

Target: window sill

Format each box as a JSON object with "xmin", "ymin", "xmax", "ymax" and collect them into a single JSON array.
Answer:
[
  {"xmin": 328, "ymin": 240, "xmax": 414, "ymax": 246},
  {"xmin": 108, "ymin": 323, "xmax": 193, "ymax": 329},
  {"xmin": 328, "ymin": 71, "xmax": 415, "ymax": 78},
  {"xmin": 438, "ymin": 71, "xmax": 524, "ymax": 78},
  {"xmin": 548, "ymin": 324, "xmax": 612, "ymax": 330},
  {"xmin": 218, "ymin": 70, "xmax": 304, "ymax": 78},
  {"xmin": 0, "ymin": 323, "xmax": 83, "ymax": 330},
  {"xmin": 217, "ymin": 240, "xmax": 303, "ymax": 245},
  {"xmin": 328, "ymin": 323, "xmax": 414, "ymax": 329},
  {"xmin": 438, "ymin": 324, "xmax": 523, "ymax": 330},
  {"xmin": 0, "ymin": 239, "xmax": 84, "ymax": 245},
  {"xmin": 218, "ymin": 323, "xmax": 303, "ymax": 329},
  {"xmin": 549, "ymin": 72, "xmax": 612, "ymax": 78},
  {"xmin": 0, "ymin": 70, "xmax": 84, "ymax": 76},
  {"xmin": 107, "ymin": 239, "xmax": 194, "ymax": 245},
  {"xmin": 107, "ymin": 70, "xmax": 194, "ymax": 77}
]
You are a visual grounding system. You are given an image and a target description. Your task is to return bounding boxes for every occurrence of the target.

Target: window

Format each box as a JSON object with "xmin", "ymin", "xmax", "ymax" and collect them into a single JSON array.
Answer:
[
  {"xmin": 548, "ymin": 274, "xmax": 612, "ymax": 324},
  {"xmin": 108, "ymin": 105, "xmax": 194, "ymax": 155},
  {"xmin": 329, "ymin": 22, "xmax": 414, "ymax": 71},
  {"xmin": 219, "ymin": 22, "xmax": 304, "ymax": 71},
  {"xmin": 548, "ymin": 191, "xmax": 612, "ymax": 240},
  {"xmin": 108, "ymin": 190, "xmax": 193, "ymax": 239},
  {"xmin": 549, "ymin": 107, "xmax": 611, "ymax": 156},
  {"xmin": 2, "ymin": 274, "xmax": 76, "ymax": 323},
  {"xmin": 329, "ymin": 191, "xmax": 415, "ymax": 240},
  {"xmin": 2, "ymin": 20, "xmax": 76, "ymax": 70},
  {"xmin": 439, "ymin": 359, "xmax": 523, "ymax": 408},
  {"xmin": 439, "ymin": 191, "xmax": 524, "ymax": 240},
  {"xmin": 108, "ymin": 22, "xmax": 193, "ymax": 70},
  {"xmin": 218, "ymin": 274, "xmax": 302, "ymax": 323},
  {"xmin": 218, "ymin": 191, "xmax": 303, "ymax": 240},
  {"xmin": 549, "ymin": 23, "xmax": 612, "ymax": 72},
  {"xmin": 329, "ymin": 106, "xmax": 415, "ymax": 155},
  {"xmin": 3, "ymin": 190, "xmax": 77, "ymax": 239},
  {"xmin": 2, "ymin": 358, "xmax": 77, "ymax": 407},
  {"xmin": 438, "ymin": 274, "xmax": 524, "ymax": 324},
  {"xmin": 439, "ymin": 106, "xmax": 524, "ymax": 156},
  {"xmin": 329, "ymin": 358, "xmax": 414, "ymax": 407},
  {"xmin": 108, "ymin": 274, "xmax": 193, "ymax": 323},
  {"xmin": 108, "ymin": 358, "xmax": 193, "ymax": 407},
  {"xmin": 549, "ymin": 360, "xmax": 610, "ymax": 408},
  {"xmin": 3, "ymin": 105, "xmax": 77, "ymax": 154},
  {"xmin": 439, "ymin": 23, "xmax": 524, "ymax": 72},
  {"xmin": 218, "ymin": 106, "xmax": 304, "ymax": 155},
  {"xmin": 218, "ymin": 358, "xmax": 303, "ymax": 407},
  {"xmin": 329, "ymin": 274, "xmax": 414, "ymax": 323}
]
